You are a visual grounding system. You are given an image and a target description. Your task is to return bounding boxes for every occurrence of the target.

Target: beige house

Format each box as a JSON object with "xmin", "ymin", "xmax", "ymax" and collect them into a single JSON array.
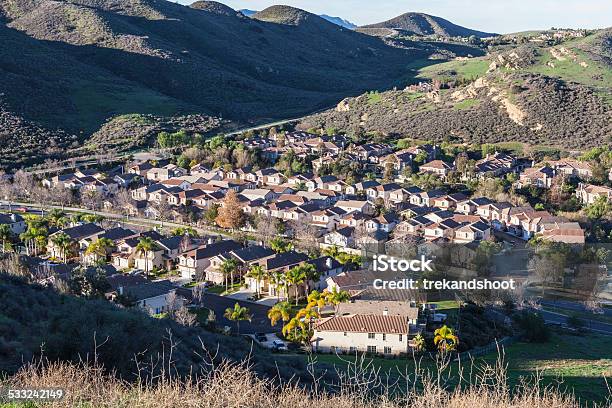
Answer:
[
  {"xmin": 419, "ymin": 160, "xmax": 453, "ymax": 178},
  {"xmin": 312, "ymin": 314, "xmax": 412, "ymax": 355},
  {"xmin": 576, "ymin": 183, "xmax": 612, "ymax": 205},
  {"xmin": 177, "ymin": 240, "xmax": 242, "ymax": 280}
]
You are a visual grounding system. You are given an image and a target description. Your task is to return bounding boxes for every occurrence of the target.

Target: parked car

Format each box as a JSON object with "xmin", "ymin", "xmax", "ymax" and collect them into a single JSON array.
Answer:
[
  {"xmin": 255, "ymin": 333, "xmax": 267, "ymax": 343},
  {"xmin": 271, "ymin": 340, "xmax": 288, "ymax": 351}
]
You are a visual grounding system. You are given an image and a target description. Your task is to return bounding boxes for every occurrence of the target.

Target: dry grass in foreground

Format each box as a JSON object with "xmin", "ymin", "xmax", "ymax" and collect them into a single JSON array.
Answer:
[{"xmin": 3, "ymin": 353, "xmax": 609, "ymax": 408}]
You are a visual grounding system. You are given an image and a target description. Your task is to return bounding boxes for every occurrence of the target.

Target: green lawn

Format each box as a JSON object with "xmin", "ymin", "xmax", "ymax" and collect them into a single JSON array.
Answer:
[
  {"xmin": 311, "ymin": 333, "xmax": 612, "ymax": 404},
  {"xmin": 206, "ymin": 283, "xmax": 242, "ymax": 295}
]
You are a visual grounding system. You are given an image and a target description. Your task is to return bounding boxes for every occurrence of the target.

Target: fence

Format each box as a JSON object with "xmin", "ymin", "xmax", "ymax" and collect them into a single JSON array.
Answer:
[{"xmin": 454, "ymin": 335, "xmax": 521, "ymax": 361}]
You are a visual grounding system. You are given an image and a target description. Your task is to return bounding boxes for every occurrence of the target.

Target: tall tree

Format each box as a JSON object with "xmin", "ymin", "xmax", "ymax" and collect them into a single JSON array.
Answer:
[
  {"xmin": 85, "ymin": 237, "xmax": 114, "ymax": 265},
  {"xmin": 0, "ymin": 224, "xmax": 12, "ymax": 253},
  {"xmin": 215, "ymin": 190, "xmax": 245, "ymax": 229},
  {"xmin": 220, "ymin": 258, "xmax": 238, "ymax": 291},
  {"xmin": 135, "ymin": 237, "xmax": 157, "ymax": 276},
  {"xmin": 51, "ymin": 232, "xmax": 73, "ymax": 263},
  {"xmin": 247, "ymin": 264, "xmax": 267, "ymax": 299},
  {"xmin": 285, "ymin": 266, "xmax": 307, "ymax": 305},
  {"xmin": 267, "ymin": 301, "xmax": 291, "ymax": 326},
  {"xmin": 224, "ymin": 302, "xmax": 252, "ymax": 336}
]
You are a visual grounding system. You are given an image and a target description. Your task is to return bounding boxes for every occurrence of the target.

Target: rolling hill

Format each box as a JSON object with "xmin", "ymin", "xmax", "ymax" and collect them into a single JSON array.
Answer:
[
  {"xmin": 0, "ymin": 1, "xmax": 433, "ymax": 167},
  {"xmin": 240, "ymin": 8, "xmax": 357, "ymax": 28},
  {"xmin": 362, "ymin": 12, "xmax": 496, "ymax": 38},
  {"xmin": 299, "ymin": 29, "xmax": 612, "ymax": 149}
]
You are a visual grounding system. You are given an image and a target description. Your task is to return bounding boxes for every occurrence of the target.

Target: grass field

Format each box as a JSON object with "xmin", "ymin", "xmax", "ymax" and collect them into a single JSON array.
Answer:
[
  {"xmin": 453, "ymin": 98, "xmax": 481, "ymax": 110},
  {"xmin": 417, "ymin": 58, "xmax": 490, "ymax": 82},
  {"xmin": 311, "ymin": 333, "xmax": 612, "ymax": 404}
]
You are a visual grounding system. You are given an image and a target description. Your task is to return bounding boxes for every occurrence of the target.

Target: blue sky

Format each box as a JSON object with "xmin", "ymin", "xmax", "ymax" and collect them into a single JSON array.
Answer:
[{"xmin": 199, "ymin": 0, "xmax": 612, "ymax": 34}]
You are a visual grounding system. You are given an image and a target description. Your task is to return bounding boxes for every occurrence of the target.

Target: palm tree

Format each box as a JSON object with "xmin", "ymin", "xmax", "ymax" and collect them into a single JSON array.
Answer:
[
  {"xmin": 413, "ymin": 333, "xmax": 425, "ymax": 353},
  {"xmin": 220, "ymin": 258, "xmax": 238, "ymax": 292},
  {"xmin": 47, "ymin": 209, "xmax": 66, "ymax": 227},
  {"xmin": 0, "ymin": 224, "xmax": 12, "ymax": 253},
  {"xmin": 323, "ymin": 245, "xmax": 341, "ymax": 259},
  {"xmin": 301, "ymin": 263, "xmax": 320, "ymax": 297},
  {"xmin": 270, "ymin": 270, "xmax": 285, "ymax": 301},
  {"xmin": 21, "ymin": 218, "xmax": 48, "ymax": 256},
  {"xmin": 306, "ymin": 290, "xmax": 327, "ymax": 313},
  {"xmin": 50, "ymin": 232, "xmax": 73, "ymax": 263},
  {"xmin": 285, "ymin": 266, "xmax": 307, "ymax": 306},
  {"xmin": 247, "ymin": 264, "xmax": 267, "ymax": 299},
  {"xmin": 267, "ymin": 301, "xmax": 291, "ymax": 326},
  {"xmin": 85, "ymin": 237, "xmax": 114, "ymax": 265},
  {"xmin": 270, "ymin": 237, "xmax": 293, "ymax": 253},
  {"xmin": 324, "ymin": 287, "xmax": 351, "ymax": 315},
  {"xmin": 224, "ymin": 302, "xmax": 252, "ymax": 335},
  {"xmin": 135, "ymin": 236, "xmax": 157, "ymax": 276},
  {"xmin": 433, "ymin": 325, "xmax": 459, "ymax": 352}
]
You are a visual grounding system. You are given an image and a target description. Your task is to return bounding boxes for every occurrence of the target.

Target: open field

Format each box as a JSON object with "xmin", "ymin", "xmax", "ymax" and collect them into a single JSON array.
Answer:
[{"xmin": 312, "ymin": 333, "xmax": 612, "ymax": 404}]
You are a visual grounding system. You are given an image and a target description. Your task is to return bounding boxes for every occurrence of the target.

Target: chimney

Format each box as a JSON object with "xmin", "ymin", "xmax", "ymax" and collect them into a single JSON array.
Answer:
[
  {"xmin": 325, "ymin": 257, "xmax": 333, "ymax": 269},
  {"xmin": 383, "ymin": 307, "xmax": 388, "ymax": 316},
  {"xmin": 208, "ymin": 237, "xmax": 215, "ymax": 244},
  {"xmin": 118, "ymin": 286, "xmax": 124, "ymax": 296},
  {"xmin": 10, "ymin": 213, "xmax": 17, "ymax": 222}
]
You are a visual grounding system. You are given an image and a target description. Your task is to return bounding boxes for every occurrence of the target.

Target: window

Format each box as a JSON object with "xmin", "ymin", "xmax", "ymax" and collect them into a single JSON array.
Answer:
[
  {"xmin": 384, "ymin": 347, "xmax": 392, "ymax": 354},
  {"xmin": 367, "ymin": 345, "xmax": 377, "ymax": 354},
  {"xmin": 382, "ymin": 333, "xmax": 386, "ymax": 341},
  {"xmin": 368, "ymin": 333, "xmax": 375, "ymax": 339},
  {"xmin": 399, "ymin": 334, "xmax": 403, "ymax": 342}
]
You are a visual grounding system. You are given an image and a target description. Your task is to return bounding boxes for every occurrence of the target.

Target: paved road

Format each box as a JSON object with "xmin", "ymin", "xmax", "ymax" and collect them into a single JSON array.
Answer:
[
  {"xmin": 24, "ymin": 113, "xmax": 318, "ymax": 175},
  {"xmin": 178, "ymin": 288, "xmax": 280, "ymax": 335},
  {"xmin": 538, "ymin": 309, "xmax": 612, "ymax": 336},
  {"xmin": 540, "ymin": 299, "xmax": 612, "ymax": 317},
  {"xmin": 2, "ymin": 201, "xmax": 230, "ymax": 238}
]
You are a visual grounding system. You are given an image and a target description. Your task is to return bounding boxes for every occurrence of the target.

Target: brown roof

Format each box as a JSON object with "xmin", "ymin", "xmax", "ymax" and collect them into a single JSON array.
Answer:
[
  {"xmin": 314, "ymin": 314, "xmax": 410, "ymax": 334},
  {"xmin": 337, "ymin": 301, "xmax": 419, "ymax": 319}
]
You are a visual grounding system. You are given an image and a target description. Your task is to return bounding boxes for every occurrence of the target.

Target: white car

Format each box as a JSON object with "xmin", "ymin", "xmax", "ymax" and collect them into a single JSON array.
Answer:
[{"xmin": 271, "ymin": 340, "xmax": 288, "ymax": 351}]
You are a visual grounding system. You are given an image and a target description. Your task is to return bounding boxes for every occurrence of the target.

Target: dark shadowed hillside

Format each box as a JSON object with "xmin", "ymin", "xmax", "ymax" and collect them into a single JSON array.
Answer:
[
  {"xmin": 362, "ymin": 12, "xmax": 496, "ymax": 38},
  {"xmin": 0, "ymin": 0, "xmax": 454, "ymax": 166},
  {"xmin": 0, "ymin": 274, "xmax": 310, "ymax": 380}
]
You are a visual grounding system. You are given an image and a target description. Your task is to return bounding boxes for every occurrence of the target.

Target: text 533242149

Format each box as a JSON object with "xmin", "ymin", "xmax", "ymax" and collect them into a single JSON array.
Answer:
[{"xmin": 2, "ymin": 388, "xmax": 65, "ymax": 401}]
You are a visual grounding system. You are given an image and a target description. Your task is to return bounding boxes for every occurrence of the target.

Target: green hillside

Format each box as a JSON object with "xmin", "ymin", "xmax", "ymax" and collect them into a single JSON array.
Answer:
[{"xmin": 300, "ymin": 29, "xmax": 612, "ymax": 149}]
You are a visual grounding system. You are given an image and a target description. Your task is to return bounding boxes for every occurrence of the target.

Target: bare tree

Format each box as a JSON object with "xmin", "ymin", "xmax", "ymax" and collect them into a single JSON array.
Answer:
[
  {"xmin": 289, "ymin": 218, "xmax": 319, "ymax": 254},
  {"xmin": 173, "ymin": 306, "xmax": 198, "ymax": 327},
  {"xmin": 254, "ymin": 214, "xmax": 277, "ymax": 245}
]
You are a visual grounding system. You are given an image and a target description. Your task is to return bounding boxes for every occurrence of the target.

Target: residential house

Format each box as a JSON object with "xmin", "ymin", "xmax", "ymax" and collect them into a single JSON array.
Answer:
[
  {"xmin": 177, "ymin": 239, "xmax": 243, "ymax": 280},
  {"xmin": 107, "ymin": 275, "xmax": 180, "ymax": 315},
  {"xmin": 0, "ymin": 213, "xmax": 26, "ymax": 235},
  {"xmin": 576, "ymin": 183, "xmax": 612, "ymax": 205},
  {"xmin": 312, "ymin": 314, "xmax": 412, "ymax": 355},
  {"xmin": 419, "ymin": 160, "xmax": 453, "ymax": 178},
  {"xmin": 517, "ymin": 166, "xmax": 556, "ymax": 189}
]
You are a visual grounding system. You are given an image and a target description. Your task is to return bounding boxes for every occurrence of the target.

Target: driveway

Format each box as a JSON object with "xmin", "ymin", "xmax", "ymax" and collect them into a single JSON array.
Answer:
[{"xmin": 195, "ymin": 293, "xmax": 280, "ymax": 334}]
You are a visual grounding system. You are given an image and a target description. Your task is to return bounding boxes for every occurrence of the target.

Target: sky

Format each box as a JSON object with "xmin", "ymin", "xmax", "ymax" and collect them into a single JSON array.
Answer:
[{"xmin": 202, "ymin": 0, "xmax": 612, "ymax": 34}]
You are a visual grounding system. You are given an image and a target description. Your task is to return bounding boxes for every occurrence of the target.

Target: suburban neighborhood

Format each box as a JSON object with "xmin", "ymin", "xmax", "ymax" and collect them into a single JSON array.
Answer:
[{"xmin": 0, "ymin": 127, "xmax": 610, "ymax": 361}]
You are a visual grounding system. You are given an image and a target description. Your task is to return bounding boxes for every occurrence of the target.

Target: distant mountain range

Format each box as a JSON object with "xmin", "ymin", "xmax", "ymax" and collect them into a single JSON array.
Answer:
[
  {"xmin": 239, "ymin": 9, "xmax": 357, "ymax": 29},
  {"xmin": 362, "ymin": 12, "xmax": 496, "ymax": 38},
  {"xmin": 2, "ymin": 0, "xmax": 605, "ymax": 167},
  {"xmin": 1, "ymin": 0, "xmax": 481, "ymax": 166}
]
